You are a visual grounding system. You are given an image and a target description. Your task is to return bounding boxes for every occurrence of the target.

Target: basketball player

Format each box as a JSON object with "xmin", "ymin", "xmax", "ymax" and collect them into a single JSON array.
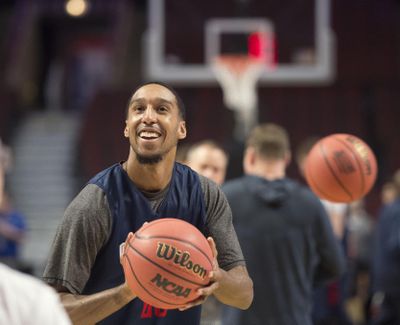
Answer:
[
  {"xmin": 221, "ymin": 123, "xmax": 345, "ymax": 325},
  {"xmin": 43, "ymin": 82, "xmax": 253, "ymax": 325},
  {"xmin": 185, "ymin": 140, "xmax": 228, "ymax": 186}
]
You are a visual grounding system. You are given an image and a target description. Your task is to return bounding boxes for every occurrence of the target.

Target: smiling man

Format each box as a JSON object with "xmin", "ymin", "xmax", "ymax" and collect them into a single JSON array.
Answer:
[{"xmin": 43, "ymin": 82, "xmax": 253, "ymax": 325}]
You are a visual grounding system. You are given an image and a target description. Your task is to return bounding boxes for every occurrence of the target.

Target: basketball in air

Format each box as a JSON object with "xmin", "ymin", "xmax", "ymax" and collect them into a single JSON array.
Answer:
[
  {"xmin": 121, "ymin": 218, "xmax": 213, "ymax": 309},
  {"xmin": 304, "ymin": 134, "xmax": 377, "ymax": 203}
]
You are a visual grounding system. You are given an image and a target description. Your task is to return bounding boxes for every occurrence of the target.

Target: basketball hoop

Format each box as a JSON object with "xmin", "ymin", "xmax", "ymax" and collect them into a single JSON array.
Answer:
[{"xmin": 212, "ymin": 55, "xmax": 264, "ymax": 140}]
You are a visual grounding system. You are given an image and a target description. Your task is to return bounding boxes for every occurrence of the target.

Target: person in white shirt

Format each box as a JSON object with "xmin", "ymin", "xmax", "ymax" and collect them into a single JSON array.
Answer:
[{"xmin": 0, "ymin": 263, "xmax": 71, "ymax": 325}]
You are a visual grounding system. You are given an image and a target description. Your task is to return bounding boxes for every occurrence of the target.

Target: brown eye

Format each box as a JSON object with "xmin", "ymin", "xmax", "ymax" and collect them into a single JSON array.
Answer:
[
  {"xmin": 157, "ymin": 106, "xmax": 168, "ymax": 113},
  {"xmin": 135, "ymin": 106, "xmax": 145, "ymax": 113}
]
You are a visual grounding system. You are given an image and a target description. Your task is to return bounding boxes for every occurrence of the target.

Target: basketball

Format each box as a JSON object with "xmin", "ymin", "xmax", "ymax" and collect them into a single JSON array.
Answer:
[
  {"xmin": 304, "ymin": 134, "xmax": 377, "ymax": 203},
  {"xmin": 121, "ymin": 218, "xmax": 213, "ymax": 309}
]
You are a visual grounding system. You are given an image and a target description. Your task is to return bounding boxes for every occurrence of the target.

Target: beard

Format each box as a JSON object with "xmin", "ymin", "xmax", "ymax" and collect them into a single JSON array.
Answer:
[{"xmin": 136, "ymin": 153, "xmax": 164, "ymax": 165}]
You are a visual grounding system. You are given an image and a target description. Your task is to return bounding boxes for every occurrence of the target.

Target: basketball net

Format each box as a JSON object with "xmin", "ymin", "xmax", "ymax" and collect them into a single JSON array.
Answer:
[{"xmin": 212, "ymin": 55, "xmax": 264, "ymax": 140}]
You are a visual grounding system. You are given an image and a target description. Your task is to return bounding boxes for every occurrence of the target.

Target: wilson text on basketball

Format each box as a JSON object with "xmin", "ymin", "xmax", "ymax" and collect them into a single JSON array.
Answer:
[
  {"xmin": 333, "ymin": 151, "xmax": 356, "ymax": 174},
  {"xmin": 156, "ymin": 242, "xmax": 207, "ymax": 279},
  {"xmin": 346, "ymin": 136, "xmax": 372, "ymax": 175}
]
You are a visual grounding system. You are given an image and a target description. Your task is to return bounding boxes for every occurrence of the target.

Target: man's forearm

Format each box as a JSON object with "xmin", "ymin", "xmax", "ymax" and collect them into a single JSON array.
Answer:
[
  {"xmin": 59, "ymin": 283, "xmax": 136, "ymax": 325},
  {"xmin": 213, "ymin": 265, "xmax": 253, "ymax": 310}
]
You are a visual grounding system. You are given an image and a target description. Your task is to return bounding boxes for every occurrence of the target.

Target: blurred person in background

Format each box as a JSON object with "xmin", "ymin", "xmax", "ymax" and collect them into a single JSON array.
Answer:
[
  {"xmin": 184, "ymin": 140, "xmax": 229, "ymax": 325},
  {"xmin": 0, "ymin": 262, "xmax": 71, "ymax": 325},
  {"xmin": 380, "ymin": 181, "xmax": 398, "ymax": 206},
  {"xmin": 371, "ymin": 169, "xmax": 400, "ymax": 325},
  {"xmin": 0, "ymin": 139, "xmax": 27, "ymax": 272},
  {"xmin": 296, "ymin": 136, "xmax": 351, "ymax": 325},
  {"xmin": 345, "ymin": 199, "xmax": 374, "ymax": 325},
  {"xmin": 221, "ymin": 124, "xmax": 345, "ymax": 325},
  {"xmin": 185, "ymin": 140, "xmax": 229, "ymax": 186}
]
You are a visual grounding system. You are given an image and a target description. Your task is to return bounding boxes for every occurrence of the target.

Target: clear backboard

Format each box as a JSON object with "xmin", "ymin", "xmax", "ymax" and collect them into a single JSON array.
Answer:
[{"xmin": 143, "ymin": 0, "xmax": 335, "ymax": 86}]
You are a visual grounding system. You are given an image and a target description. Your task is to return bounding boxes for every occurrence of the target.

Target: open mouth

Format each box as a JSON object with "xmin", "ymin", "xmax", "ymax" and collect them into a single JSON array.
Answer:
[{"xmin": 138, "ymin": 130, "xmax": 162, "ymax": 140}]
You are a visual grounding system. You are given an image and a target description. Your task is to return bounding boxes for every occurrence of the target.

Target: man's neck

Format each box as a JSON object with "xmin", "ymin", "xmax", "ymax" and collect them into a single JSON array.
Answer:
[
  {"xmin": 124, "ymin": 154, "xmax": 175, "ymax": 192},
  {"xmin": 248, "ymin": 160, "xmax": 286, "ymax": 181}
]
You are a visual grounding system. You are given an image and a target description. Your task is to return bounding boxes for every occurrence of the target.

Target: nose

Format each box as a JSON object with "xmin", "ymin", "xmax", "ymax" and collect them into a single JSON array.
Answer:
[{"xmin": 142, "ymin": 106, "xmax": 157, "ymax": 123}]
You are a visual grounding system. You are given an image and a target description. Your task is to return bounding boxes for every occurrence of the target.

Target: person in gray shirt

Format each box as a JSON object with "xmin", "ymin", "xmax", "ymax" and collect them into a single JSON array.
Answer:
[{"xmin": 43, "ymin": 82, "xmax": 253, "ymax": 325}]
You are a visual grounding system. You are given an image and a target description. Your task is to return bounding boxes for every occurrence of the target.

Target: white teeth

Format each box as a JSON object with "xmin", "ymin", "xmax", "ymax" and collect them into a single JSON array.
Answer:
[{"xmin": 139, "ymin": 131, "xmax": 160, "ymax": 139}]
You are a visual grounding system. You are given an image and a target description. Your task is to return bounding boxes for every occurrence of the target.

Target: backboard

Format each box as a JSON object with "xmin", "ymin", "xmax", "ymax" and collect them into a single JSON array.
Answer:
[{"xmin": 143, "ymin": 0, "xmax": 335, "ymax": 85}]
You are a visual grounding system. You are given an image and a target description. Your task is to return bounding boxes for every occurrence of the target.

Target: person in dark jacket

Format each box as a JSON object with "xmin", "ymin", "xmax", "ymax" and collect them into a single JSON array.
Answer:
[
  {"xmin": 371, "ymin": 168, "xmax": 400, "ymax": 324},
  {"xmin": 221, "ymin": 123, "xmax": 345, "ymax": 325}
]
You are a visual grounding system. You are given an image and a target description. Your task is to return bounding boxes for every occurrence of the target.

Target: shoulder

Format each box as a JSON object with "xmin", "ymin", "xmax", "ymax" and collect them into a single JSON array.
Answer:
[
  {"xmin": 379, "ymin": 200, "xmax": 400, "ymax": 219},
  {"xmin": 197, "ymin": 175, "xmax": 231, "ymax": 215},
  {"xmin": 64, "ymin": 183, "xmax": 111, "ymax": 230},
  {"xmin": 199, "ymin": 174, "xmax": 219, "ymax": 193},
  {"xmin": 68, "ymin": 183, "xmax": 108, "ymax": 212},
  {"xmin": 88, "ymin": 163, "xmax": 121, "ymax": 184},
  {"xmin": 198, "ymin": 174, "xmax": 226, "ymax": 202},
  {"xmin": 290, "ymin": 180, "xmax": 324, "ymax": 206}
]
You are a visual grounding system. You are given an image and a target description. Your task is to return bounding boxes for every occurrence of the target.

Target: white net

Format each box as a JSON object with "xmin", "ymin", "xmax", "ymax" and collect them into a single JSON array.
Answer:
[{"xmin": 212, "ymin": 56, "xmax": 264, "ymax": 140}]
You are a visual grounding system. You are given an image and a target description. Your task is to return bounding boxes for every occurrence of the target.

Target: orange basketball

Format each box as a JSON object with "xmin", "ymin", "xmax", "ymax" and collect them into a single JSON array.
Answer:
[
  {"xmin": 304, "ymin": 134, "xmax": 377, "ymax": 203},
  {"xmin": 121, "ymin": 218, "xmax": 213, "ymax": 309}
]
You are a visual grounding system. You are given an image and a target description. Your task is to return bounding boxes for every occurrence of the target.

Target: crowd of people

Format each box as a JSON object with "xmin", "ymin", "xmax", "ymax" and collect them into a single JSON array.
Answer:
[{"xmin": 1, "ymin": 82, "xmax": 400, "ymax": 325}]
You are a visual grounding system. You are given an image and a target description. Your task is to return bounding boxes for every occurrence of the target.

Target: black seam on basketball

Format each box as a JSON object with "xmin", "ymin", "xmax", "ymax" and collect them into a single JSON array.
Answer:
[
  {"xmin": 134, "ymin": 233, "xmax": 213, "ymax": 267},
  {"xmin": 307, "ymin": 168, "xmax": 338, "ymax": 201},
  {"xmin": 127, "ymin": 241, "xmax": 207, "ymax": 286},
  {"xmin": 305, "ymin": 153, "xmax": 338, "ymax": 201},
  {"xmin": 319, "ymin": 142, "xmax": 353, "ymax": 200},
  {"xmin": 334, "ymin": 137, "xmax": 365, "ymax": 198},
  {"xmin": 125, "ymin": 254, "xmax": 182, "ymax": 306}
]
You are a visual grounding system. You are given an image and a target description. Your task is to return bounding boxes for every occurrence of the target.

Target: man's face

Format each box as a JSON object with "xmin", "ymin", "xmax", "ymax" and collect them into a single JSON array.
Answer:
[
  {"xmin": 124, "ymin": 84, "xmax": 186, "ymax": 164},
  {"xmin": 186, "ymin": 146, "xmax": 228, "ymax": 185}
]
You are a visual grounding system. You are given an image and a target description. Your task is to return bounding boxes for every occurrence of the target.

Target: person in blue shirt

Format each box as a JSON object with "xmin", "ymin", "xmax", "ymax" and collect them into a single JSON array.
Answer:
[
  {"xmin": 0, "ymin": 140, "xmax": 26, "ymax": 263},
  {"xmin": 0, "ymin": 193, "xmax": 26, "ymax": 258}
]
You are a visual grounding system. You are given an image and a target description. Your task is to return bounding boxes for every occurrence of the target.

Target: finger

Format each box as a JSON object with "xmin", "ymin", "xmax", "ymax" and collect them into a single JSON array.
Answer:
[
  {"xmin": 197, "ymin": 281, "xmax": 219, "ymax": 297},
  {"xmin": 120, "ymin": 232, "xmax": 134, "ymax": 262},
  {"xmin": 207, "ymin": 237, "xmax": 220, "ymax": 273},
  {"xmin": 207, "ymin": 237, "xmax": 218, "ymax": 260},
  {"xmin": 178, "ymin": 296, "xmax": 208, "ymax": 311},
  {"xmin": 126, "ymin": 232, "xmax": 134, "ymax": 243},
  {"xmin": 119, "ymin": 242, "xmax": 126, "ymax": 259}
]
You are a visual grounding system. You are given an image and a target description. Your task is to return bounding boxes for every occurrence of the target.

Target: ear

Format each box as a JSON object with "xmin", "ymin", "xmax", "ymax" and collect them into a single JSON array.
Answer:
[
  {"xmin": 243, "ymin": 147, "xmax": 256, "ymax": 174},
  {"xmin": 124, "ymin": 121, "xmax": 129, "ymax": 138},
  {"xmin": 177, "ymin": 121, "xmax": 187, "ymax": 140}
]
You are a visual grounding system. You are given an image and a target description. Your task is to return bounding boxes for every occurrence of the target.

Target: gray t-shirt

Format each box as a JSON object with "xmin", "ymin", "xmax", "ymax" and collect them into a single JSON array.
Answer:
[{"xmin": 43, "ymin": 174, "xmax": 245, "ymax": 294}]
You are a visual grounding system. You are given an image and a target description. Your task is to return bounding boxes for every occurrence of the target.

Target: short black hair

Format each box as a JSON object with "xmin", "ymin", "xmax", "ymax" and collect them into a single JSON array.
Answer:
[{"xmin": 125, "ymin": 81, "xmax": 186, "ymax": 120}]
